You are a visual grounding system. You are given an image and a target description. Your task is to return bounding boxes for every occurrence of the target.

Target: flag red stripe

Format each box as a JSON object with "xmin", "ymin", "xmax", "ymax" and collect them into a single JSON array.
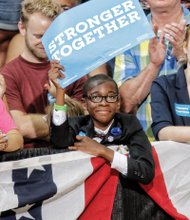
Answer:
[
  {"xmin": 141, "ymin": 147, "xmax": 188, "ymax": 220},
  {"xmin": 79, "ymin": 157, "xmax": 119, "ymax": 220}
]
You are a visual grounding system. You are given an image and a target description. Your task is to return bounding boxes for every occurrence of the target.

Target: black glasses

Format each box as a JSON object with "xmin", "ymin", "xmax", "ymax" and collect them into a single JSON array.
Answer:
[{"xmin": 86, "ymin": 94, "xmax": 119, "ymax": 103}]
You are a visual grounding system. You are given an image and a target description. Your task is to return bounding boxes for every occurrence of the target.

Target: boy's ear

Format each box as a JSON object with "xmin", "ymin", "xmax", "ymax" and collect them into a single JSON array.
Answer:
[{"xmin": 18, "ymin": 21, "xmax": 26, "ymax": 36}]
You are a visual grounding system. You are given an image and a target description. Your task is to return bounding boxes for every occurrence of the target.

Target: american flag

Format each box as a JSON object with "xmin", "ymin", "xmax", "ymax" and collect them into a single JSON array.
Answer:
[{"xmin": 0, "ymin": 141, "xmax": 190, "ymax": 219}]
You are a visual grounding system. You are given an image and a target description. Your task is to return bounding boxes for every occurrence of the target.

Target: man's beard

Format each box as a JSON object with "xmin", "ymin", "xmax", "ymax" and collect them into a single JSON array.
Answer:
[{"xmin": 25, "ymin": 38, "xmax": 48, "ymax": 61}]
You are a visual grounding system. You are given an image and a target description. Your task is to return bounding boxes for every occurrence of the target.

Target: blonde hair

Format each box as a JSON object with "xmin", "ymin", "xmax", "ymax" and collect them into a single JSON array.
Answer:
[
  {"xmin": 176, "ymin": 26, "xmax": 190, "ymax": 65},
  {"xmin": 20, "ymin": 0, "xmax": 62, "ymax": 23},
  {"xmin": 65, "ymin": 96, "xmax": 85, "ymax": 117},
  {"xmin": 184, "ymin": 26, "xmax": 190, "ymax": 46},
  {"xmin": 47, "ymin": 97, "xmax": 85, "ymax": 119}
]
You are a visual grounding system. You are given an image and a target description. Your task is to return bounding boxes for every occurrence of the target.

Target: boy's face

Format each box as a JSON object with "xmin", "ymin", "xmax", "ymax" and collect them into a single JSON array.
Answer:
[{"xmin": 85, "ymin": 81, "xmax": 120, "ymax": 129}]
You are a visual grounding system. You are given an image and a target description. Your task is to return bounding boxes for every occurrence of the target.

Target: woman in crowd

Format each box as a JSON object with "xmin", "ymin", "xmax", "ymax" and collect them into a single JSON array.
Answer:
[{"xmin": 151, "ymin": 25, "xmax": 190, "ymax": 142}]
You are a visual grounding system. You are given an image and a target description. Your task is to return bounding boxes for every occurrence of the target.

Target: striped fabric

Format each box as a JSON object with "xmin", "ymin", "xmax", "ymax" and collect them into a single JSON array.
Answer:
[{"xmin": 1, "ymin": 141, "xmax": 190, "ymax": 219}]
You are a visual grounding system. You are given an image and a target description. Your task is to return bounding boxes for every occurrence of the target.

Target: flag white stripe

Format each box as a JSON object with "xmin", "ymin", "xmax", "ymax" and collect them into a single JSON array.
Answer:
[
  {"xmin": 0, "ymin": 170, "xmax": 18, "ymax": 211},
  {"xmin": 0, "ymin": 152, "xmax": 94, "ymax": 213},
  {"xmin": 42, "ymin": 157, "xmax": 93, "ymax": 219},
  {"xmin": 42, "ymin": 184, "xmax": 85, "ymax": 220},
  {"xmin": 154, "ymin": 141, "xmax": 190, "ymax": 218}
]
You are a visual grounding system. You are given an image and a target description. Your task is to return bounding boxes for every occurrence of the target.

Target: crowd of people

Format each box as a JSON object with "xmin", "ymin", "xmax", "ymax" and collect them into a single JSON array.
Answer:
[{"xmin": 0, "ymin": 0, "xmax": 190, "ymax": 218}]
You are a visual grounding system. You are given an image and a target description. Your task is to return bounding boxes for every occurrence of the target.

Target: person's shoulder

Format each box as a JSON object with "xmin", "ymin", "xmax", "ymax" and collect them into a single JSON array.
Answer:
[
  {"xmin": 3, "ymin": 55, "xmax": 21, "ymax": 66},
  {"xmin": 5, "ymin": 33, "xmax": 24, "ymax": 64},
  {"xmin": 154, "ymin": 73, "xmax": 177, "ymax": 86},
  {"xmin": 151, "ymin": 73, "xmax": 180, "ymax": 99},
  {"xmin": 1, "ymin": 56, "xmax": 21, "ymax": 73}
]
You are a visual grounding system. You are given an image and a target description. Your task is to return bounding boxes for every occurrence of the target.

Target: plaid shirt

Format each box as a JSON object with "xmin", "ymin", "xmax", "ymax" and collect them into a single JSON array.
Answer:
[{"xmin": 113, "ymin": 5, "xmax": 190, "ymax": 141}]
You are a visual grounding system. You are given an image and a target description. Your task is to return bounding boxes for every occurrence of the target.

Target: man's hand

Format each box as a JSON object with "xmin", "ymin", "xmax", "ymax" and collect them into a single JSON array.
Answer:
[
  {"xmin": 163, "ymin": 19, "xmax": 186, "ymax": 61},
  {"xmin": 149, "ymin": 25, "xmax": 166, "ymax": 68}
]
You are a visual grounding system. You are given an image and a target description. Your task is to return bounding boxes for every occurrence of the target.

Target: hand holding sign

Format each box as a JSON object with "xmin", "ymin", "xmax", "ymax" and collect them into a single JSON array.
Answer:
[
  {"xmin": 48, "ymin": 60, "xmax": 65, "ymax": 89},
  {"xmin": 44, "ymin": 61, "xmax": 65, "ymax": 99}
]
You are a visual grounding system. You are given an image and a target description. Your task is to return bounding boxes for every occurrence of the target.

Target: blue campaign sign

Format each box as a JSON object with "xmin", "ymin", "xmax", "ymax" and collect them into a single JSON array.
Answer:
[{"xmin": 42, "ymin": 0, "xmax": 154, "ymax": 88}]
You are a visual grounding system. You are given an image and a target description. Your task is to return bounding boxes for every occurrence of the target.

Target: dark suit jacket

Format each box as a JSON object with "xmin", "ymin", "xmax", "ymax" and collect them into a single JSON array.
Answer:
[{"xmin": 51, "ymin": 112, "xmax": 155, "ymax": 184}]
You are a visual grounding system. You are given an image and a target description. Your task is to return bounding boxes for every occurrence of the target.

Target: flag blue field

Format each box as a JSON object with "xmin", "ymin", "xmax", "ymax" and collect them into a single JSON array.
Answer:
[
  {"xmin": 42, "ymin": 0, "xmax": 154, "ymax": 88},
  {"xmin": 0, "ymin": 151, "xmax": 93, "ymax": 219}
]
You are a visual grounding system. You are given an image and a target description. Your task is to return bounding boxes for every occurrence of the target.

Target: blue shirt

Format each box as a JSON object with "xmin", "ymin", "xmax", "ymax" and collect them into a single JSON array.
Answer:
[{"xmin": 151, "ymin": 65, "xmax": 190, "ymax": 140}]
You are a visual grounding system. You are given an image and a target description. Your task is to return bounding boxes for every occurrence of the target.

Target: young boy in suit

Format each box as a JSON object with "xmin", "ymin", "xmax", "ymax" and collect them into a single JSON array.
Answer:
[{"xmin": 49, "ymin": 62, "xmax": 154, "ymax": 185}]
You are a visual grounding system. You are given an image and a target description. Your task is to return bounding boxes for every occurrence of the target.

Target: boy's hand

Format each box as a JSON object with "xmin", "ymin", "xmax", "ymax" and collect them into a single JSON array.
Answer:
[
  {"xmin": 44, "ymin": 80, "xmax": 56, "ymax": 97},
  {"xmin": 69, "ymin": 135, "xmax": 114, "ymax": 162},
  {"xmin": 48, "ymin": 60, "xmax": 65, "ymax": 88},
  {"xmin": 69, "ymin": 135, "xmax": 105, "ymax": 157}
]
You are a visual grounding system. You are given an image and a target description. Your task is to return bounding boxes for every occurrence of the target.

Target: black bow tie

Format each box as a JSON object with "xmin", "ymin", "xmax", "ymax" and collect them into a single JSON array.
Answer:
[{"xmin": 94, "ymin": 132, "xmax": 106, "ymax": 139}]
